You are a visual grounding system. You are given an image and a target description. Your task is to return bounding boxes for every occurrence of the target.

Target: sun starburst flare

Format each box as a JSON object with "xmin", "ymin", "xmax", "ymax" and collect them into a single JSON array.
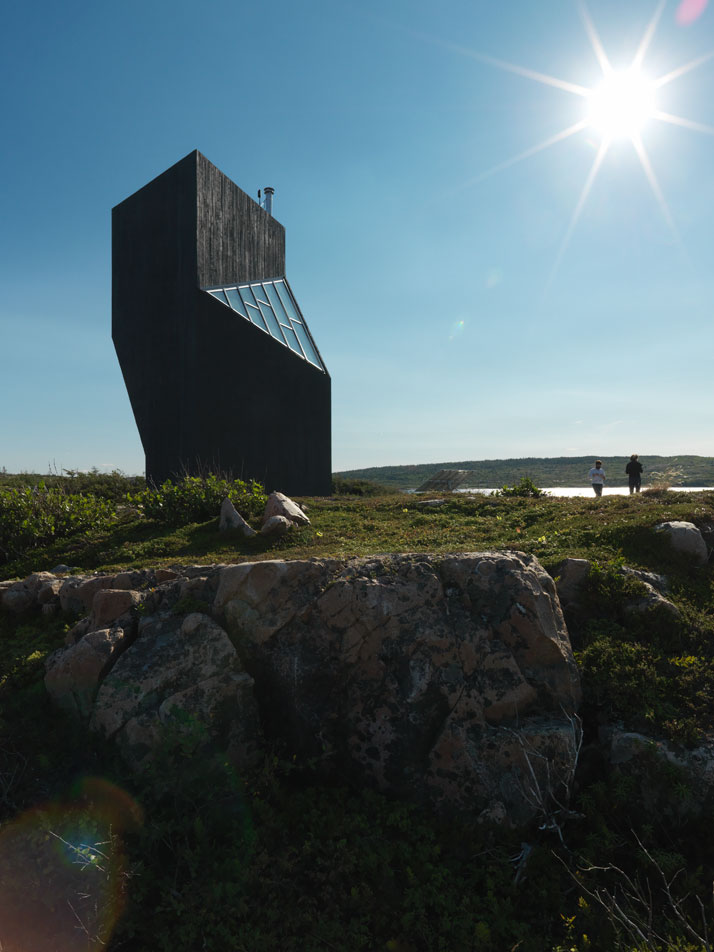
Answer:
[{"xmin": 464, "ymin": 0, "xmax": 714, "ymax": 283}]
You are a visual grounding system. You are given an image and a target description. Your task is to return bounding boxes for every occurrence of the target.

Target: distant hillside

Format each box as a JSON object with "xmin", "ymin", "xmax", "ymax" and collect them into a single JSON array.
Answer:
[{"xmin": 335, "ymin": 455, "xmax": 714, "ymax": 490}]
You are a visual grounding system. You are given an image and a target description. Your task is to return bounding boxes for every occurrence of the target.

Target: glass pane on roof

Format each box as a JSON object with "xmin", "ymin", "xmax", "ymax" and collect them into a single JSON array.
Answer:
[
  {"xmin": 274, "ymin": 281, "xmax": 303, "ymax": 325},
  {"xmin": 264, "ymin": 283, "xmax": 289, "ymax": 323},
  {"xmin": 225, "ymin": 288, "xmax": 248, "ymax": 317},
  {"xmin": 239, "ymin": 287, "xmax": 267, "ymax": 331},
  {"xmin": 249, "ymin": 283, "xmax": 269, "ymax": 305},
  {"xmin": 281, "ymin": 323, "xmax": 304, "ymax": 357},
  {"xmin": 292, "ymin": 320, "xmax": 322, "ymax": 368},
  {"xmin": 246, "ymin": 302, "xmax": 268, "ymax": 332},
  {"xmin": 204, "ymin": 280, "xmax": 325, "ymax": 373},
  {"xmin": 239, "ymin": 285, "xmax": 257, "ymax": 308},
  {"xmin": 258, "ymin": 301, "xmax": 286, "ymax": 342}
]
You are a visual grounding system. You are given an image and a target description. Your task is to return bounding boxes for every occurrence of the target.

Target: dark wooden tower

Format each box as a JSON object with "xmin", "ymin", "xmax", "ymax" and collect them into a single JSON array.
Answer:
[{"xmin": 112, "ymin": 150, "xmax": 331, "ymax": 495}]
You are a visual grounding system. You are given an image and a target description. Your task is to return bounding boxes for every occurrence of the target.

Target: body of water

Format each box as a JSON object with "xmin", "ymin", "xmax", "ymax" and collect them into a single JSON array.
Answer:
[{"xmin": 455, "ymin": 487, "xmax": 714, "ymax": 498}]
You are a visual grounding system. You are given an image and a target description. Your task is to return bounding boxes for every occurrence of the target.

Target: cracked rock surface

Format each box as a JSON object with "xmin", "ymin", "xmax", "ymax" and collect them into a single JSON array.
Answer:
[{"xmin": 33, "ymin": 550, "xmax": 581, "ymax": 821}]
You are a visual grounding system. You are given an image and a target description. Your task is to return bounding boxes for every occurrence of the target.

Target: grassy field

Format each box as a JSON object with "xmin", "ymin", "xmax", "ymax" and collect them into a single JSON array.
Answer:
[
  {"xmin": 2, "ymin": 478, "xmax": 712, "ymax": 581},
  {"xmin": 1, "ymin": 474, "xmax": 714, "ymax": 950}
]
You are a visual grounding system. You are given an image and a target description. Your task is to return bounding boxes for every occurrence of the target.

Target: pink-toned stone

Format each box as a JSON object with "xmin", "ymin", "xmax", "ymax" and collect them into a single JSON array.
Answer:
[
  {"xmin": 262, "ymin": 491, "xmax": 310, "ymax": 527},
  {"xmin": 155, "ymin": 569, "xmax": 179, "ymax": 583},
  {"xmin": 90, "ymin": 589, "xmax": 142, "ymax": 628},
  {"xmin": 260, "ymin": 514, "xmax": 292, "ymax": 538},
  {"xmin": 218, "ymin": 551, "xmax": 581, "ymax": 821},
  {"xmin": 1, "ymin": 572, "xmax": 60, "ymax": 614},
  {"xmin": 76, "ymin": 575, "xmax": 117, "ymax": 613},
  {"xmin": 45, "ymin": 627, "xmax": 130, "ymax": 717}
]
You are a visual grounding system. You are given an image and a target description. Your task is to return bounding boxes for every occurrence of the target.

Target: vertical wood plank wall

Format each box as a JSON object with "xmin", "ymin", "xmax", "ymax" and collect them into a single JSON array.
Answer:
[{"xmin": 112, "ymin": 150, "xmax": 331, "ymax": 495}]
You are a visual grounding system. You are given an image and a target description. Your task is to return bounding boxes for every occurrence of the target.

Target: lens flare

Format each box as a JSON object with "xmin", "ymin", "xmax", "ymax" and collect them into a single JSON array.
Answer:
[
  {"xmin": 0, "ymin": 777, "xmax": 142, "ymax": 951},
  {"xmin": 448, "ymin": 319, "xmax": 466, "ymax": 340},
  {"xmin": 676, "ymin": 0, "xmax": 709, "ymax": 25}
]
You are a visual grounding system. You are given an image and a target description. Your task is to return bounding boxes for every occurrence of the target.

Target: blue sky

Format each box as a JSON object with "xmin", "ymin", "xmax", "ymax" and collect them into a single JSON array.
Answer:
[{"xmin": 1, "ymin": 0, "xmax": 712, "ymax": 475}]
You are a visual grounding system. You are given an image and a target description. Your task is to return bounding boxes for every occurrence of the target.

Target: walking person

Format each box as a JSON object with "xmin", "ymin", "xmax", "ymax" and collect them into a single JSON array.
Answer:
[
  {"xmin": 625, "ymin": 453, "xmax": 643, "ymax": 494},
  {"xmin": 589, "ymin": 459, "xmax": 606, "ymax": 497}
]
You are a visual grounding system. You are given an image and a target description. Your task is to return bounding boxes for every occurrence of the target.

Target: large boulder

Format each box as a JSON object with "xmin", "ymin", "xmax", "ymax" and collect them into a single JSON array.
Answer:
[
  {"xmin": 36, "ymin": 552, "xmax": 584, "ymax": 822},
  {"xmin": 217, "ymin": 551, "xmax": 581, "ymax": 823},
  {"xmin": 655, "ymin": 521, "xmax": 708, "ymax": 564},
  {"xmin": 90, "ymin": 612, "xmax": 259, "ymax": 770},
  {"xmin": 45, "ymin": 626, "xmax": 132, "ymax": 717}
]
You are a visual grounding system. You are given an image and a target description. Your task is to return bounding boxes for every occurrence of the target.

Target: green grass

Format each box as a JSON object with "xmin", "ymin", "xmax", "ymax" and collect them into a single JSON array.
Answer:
[
  {"xmin": 1, "ymin": 479, "xmax": 714, "ymax": 950},
  {"xmin": 3, "ymin": 486, "xmax": 713, "ymax": 580}
]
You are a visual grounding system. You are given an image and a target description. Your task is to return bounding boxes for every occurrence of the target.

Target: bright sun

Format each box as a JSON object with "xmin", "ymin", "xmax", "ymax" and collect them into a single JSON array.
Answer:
[
  {"xmin": 586, "ymin": 69, "xmax": 656, "ymax": 139},
  {"xmin": 464, "ymin": 0, "xmax": 714, "ymax": 283}
]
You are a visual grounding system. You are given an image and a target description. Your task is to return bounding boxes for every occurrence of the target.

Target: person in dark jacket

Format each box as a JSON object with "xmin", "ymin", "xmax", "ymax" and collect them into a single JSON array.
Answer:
[{"xmin": 625, "ymin": 454, "xmax": 643, "ymax": 494}]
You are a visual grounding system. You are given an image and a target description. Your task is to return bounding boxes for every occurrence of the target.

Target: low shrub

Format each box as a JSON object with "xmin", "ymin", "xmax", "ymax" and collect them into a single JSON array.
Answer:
[
  {"xmin": 134, "ymin": 474, "xmax": 267, "ymax": 527},
  {"xmin": 331, "ymin": 476, "xmax": 396, "ymax": 496},
  {"xmin": 494, "ymin": 476, "xmax": 548, "ymax": 498},
  {"xmin": 0, "ymin": 486, "xmax": 117, "ymax": 564}
]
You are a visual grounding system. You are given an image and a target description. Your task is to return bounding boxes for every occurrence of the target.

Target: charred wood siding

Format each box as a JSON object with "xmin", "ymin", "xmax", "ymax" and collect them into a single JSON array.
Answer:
[
  {"xmin": 112, "ymin": 150, "xmax": 332, "ymax": 495},
  {"xmin": 196, "ymin": 154, "xmax": 285, "ymax": 287}
]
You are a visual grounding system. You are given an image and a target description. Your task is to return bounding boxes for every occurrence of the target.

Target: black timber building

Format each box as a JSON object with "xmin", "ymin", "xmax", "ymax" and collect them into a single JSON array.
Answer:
[{"xmin": 112, "ymin": 150, "xmax": 331, "ymax": 495}]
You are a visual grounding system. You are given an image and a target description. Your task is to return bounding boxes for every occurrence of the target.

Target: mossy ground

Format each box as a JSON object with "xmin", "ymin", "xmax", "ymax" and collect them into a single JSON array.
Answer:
[{"xmin": 1, "ymin": 480, "xmax": 713, "ymax": 950}]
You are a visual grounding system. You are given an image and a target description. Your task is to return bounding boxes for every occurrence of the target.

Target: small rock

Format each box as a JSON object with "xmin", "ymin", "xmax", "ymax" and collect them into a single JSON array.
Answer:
[
  {"xmin": 260, "ymin": 514, "xmax": 292, "ymax": 538},
  {"xmin": 155, "ymin": 569, "xmax": 179, "ymax": 583},
  {"xmin": 91, "ymin": 590, "xmax": 142, "ymax": 629},
  {"xmin": 262, "ymin": 491, "xmax": 310, "ymax": 527},
  {"xmin": 59, "ymin": 576, "xmax": 89, "ymax": 614},
  {"xmin": 113, "ymin": 570, "xmax": 147, "ymax": 590},
  {"xmin": 655, "ymin": 521, "xmax": 708, "ymax": 564},
  {"xmin": 1, "ymin": 573, "xmax": 60, "ymax": 614},
  {"xmin": 76, "ymin": 575, "xmax": 117, "ymax": 613},
  {"xmin": 554, "ymin": 558, "xmax": 590, "ymax": 609},
  {"xmin": 219, "ymin": 498, "xmax": 257, "ymax": 537}
]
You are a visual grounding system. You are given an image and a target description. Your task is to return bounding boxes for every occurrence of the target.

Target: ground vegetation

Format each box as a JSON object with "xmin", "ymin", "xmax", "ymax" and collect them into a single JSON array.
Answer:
[{"xmin": 1, "ymin": 472, "xmax": 713, "ymax": 950}]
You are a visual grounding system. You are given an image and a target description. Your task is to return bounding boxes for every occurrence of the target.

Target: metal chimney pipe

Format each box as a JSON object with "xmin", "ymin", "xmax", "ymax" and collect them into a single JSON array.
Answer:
[{"xmin": 263, "ymin": 186, "xmax": 274, "ymax": 215}]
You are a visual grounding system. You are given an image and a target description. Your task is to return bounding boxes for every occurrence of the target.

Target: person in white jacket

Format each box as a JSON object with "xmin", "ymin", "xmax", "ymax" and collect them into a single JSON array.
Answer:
[{"xmin": 588, "ymin": 460, "xmax": 606, "ymax": 497}]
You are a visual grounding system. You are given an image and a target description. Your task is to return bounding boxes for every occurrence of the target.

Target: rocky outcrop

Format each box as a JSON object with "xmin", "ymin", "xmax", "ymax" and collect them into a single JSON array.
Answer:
[
  {"xmin": 214, "ymin": 551, "xmax": 580, "ymax": 823},
  {"xmin": 0, "ymin": 572, "xmax": 62, "ymax": 614},
  {"xmin": 15, "ymin": 550, "xmax": 583, "ymax": 822},
  {"xmin": 89, "ymin": 612, "xmax": 259, "ymax": 770},
  {"xmin": 45, "ymin": 626, "xmax": 133, "ymax": 717}
]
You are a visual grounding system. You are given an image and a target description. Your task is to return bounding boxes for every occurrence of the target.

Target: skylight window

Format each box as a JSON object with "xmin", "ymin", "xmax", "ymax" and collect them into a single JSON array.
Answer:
[{"xmin": 204, "ymin": 277, "xmax": 326, "ymax": 372}]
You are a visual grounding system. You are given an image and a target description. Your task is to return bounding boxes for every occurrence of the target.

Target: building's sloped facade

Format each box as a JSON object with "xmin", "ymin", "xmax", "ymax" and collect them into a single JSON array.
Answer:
[{"xmin": 112, "ymin": 150, "xmax": 331, "ymax": 495}]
